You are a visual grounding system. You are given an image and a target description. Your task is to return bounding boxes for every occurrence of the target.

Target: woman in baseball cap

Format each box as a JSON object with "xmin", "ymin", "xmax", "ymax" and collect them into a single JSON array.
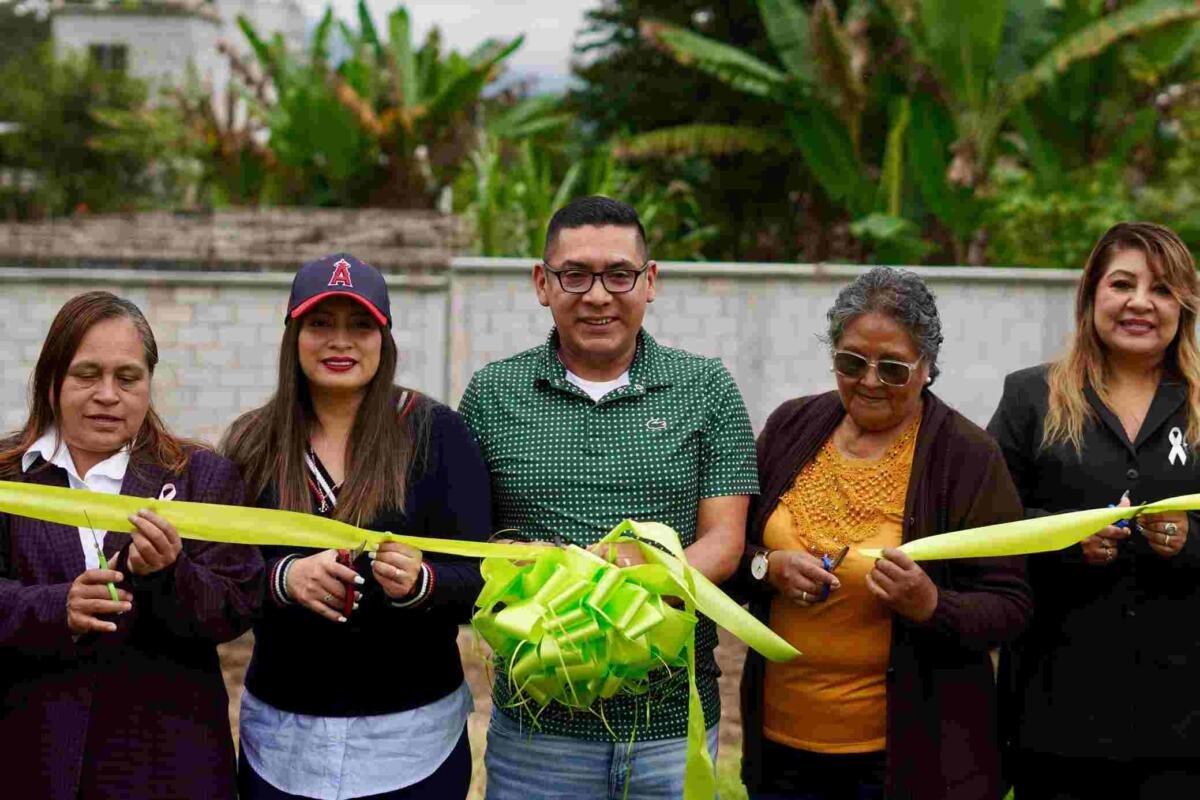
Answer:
[{"xmin": 222, "ymin": 253, "xmax": 491, "ymax": 800}]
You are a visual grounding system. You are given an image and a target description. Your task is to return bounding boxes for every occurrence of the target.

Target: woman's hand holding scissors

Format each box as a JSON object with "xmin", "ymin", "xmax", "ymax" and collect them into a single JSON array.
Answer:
[
  {"xmin": 768, "ymin": 547, "xmax": 842, "ymax": 607},
  {"xmin": 1082, "ymin": 491, "xmax": 1132, "ymax": 566},
  {"xmin": 286, "ymin": 550, "xmax": 363, "ymax": 623},
  {"xmin": 66, "ymin": 566, "xmax": 131, "ymax": 635}
]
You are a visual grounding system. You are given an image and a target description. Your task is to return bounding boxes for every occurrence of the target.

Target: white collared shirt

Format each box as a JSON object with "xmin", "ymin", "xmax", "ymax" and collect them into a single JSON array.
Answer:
[{"xmin": 22, "ymin": 427, "xmax": 130, "ymax": 570}]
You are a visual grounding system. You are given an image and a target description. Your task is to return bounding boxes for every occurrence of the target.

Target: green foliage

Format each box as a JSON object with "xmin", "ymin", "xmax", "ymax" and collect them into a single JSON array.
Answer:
[
  {"xmin": 0, "ymin": 3, "xmax": 49, "ymax": 69},
  {"xmin": 89, "ymin": 67, "xmax": 272, "ymax": 208},
  {"xmin": 171, "ymin": 0, "xmax": 526, "ymax": 208},
  {"xmin": 1136, "ymin": 104, "xmax": 1200, "ymax": 250},
  {"xmin": 643, "ymin": 0, "xmax": 1200, "ymax": 264},
  {"xmin": 985, "ymin": 162, "xmax": 1137, "ymax": 269},
  {"xmin": 456, "ymin": 93, "xmax": 718, "ymax": 260},
  {"xmin": 0, "ymin": 44, "xmax": 157, "ymax": 219},
  {"xmin": 571, "ymin": 0, "xmax": 805, "ymax": 261}
]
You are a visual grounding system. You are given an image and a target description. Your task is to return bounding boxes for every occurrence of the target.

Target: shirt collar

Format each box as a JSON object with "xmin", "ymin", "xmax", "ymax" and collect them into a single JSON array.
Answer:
[
  {"xmin": 537, "ymin": 328, "xmax": 671, "ymax": 394},
  {"xmin": 22, "ymin": 426, "xmax": 131, "ymax": 483}
]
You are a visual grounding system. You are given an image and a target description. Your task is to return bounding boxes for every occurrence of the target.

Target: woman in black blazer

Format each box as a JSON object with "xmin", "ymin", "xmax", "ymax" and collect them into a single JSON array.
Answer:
[{"xmin": 988, "ymin": 222, "xmax": 1200, "ymax": 799}]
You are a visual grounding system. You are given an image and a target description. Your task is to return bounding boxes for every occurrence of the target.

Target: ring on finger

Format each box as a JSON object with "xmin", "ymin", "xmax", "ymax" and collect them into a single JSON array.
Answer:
[
  {"xmin": 1165, "ymin": 522, "xmax": 1178, "ymax": 539},
  {"xmin": 800, "ymin": 590, "xmax": 809, "ymax": 602},
  {"xmin": 322, "ymin": 593, "xmax": 334, "ymax": 603}
]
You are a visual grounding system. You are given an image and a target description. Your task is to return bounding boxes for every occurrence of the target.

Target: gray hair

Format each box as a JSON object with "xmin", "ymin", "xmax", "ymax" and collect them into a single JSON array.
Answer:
[{"xmin": 825, "ymin": 267, "xmax": 943, "ymax": 384}]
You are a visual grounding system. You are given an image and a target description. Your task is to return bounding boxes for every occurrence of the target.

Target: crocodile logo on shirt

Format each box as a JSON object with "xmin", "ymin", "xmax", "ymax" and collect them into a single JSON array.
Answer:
[{"xmin": 646, "ymin": 418, "xmax": 668, "ymax": 431}]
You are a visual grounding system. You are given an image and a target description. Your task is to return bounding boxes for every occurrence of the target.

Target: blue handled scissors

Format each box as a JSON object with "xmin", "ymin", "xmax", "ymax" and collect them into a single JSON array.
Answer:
[{"xmin": 819, "ymin": 545, "xmax": 850, "ymax": 601}]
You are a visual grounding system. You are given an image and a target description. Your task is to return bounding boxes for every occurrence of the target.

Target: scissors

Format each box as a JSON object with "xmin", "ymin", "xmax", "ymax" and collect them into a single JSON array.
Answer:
[
  {"xmin": 1108, "ymin": 489, "xmax": 1133, "ymax": 530},
  {"xmin": 819, "ymin": 545, "xmax": 850, "ymax": 601},
  {"xmin": 83, "ymin": 511, "xmax": 118, "ymax": 602},
  {"xmin": 335, "ymin": 540, "xmax": 368, "ymax": 617}
]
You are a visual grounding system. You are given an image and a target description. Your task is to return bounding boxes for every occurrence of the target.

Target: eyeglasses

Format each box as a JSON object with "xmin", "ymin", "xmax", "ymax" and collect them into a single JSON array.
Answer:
[
  {"xmin": 832, "ymin": 350, "xmax": 923, "ymax": 387},
  {"xmin": 541, "ymin": 262, "xmax": 650, "ymax": 295}
]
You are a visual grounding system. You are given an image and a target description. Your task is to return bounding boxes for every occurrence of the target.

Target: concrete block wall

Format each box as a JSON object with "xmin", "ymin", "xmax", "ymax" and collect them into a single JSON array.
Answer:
[
  {"xmin": 448, "ymin": 259, "xmax": 1081, "ymax": 429},
  {"xmin": 0, "ymin": 268, "xmax": 447, "ymax": 444},
  {"xmin": 0, "ymin": 258, "xmax": 1082, "ymax": 445}
]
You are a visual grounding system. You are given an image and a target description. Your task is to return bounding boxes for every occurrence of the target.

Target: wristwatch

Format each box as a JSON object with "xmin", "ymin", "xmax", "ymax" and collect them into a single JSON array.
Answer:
[{"xmin": 750, "ymin": 548, "xmax": 771, "ymax": 581}]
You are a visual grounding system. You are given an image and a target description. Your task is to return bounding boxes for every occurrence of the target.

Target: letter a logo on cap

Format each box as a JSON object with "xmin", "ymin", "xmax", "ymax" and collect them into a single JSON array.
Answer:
[{"xmin": 328, "ymin": 258, "xmax": 354, "ymax": 287}]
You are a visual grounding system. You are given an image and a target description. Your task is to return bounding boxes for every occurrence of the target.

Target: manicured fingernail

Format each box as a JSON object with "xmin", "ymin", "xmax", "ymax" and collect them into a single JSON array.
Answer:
[
  {"xmin": 337, "ymin": 615, "xmax": 347, "ymax": 623},
  {"xmin": 832, "ymin": 580, "xmax": 841, "ymax": 589},
  {"xmin": 354, "ymin": 591, "xmax": 362, "ymax": 601},
  {"xmin": 353, "ymin": 603, "xmax": 360, "ymax": 612},
  {"xmin": 368, "ymin": 551, "xmax": 377, "ymax": 560},
  {"xmin": 354, "ymin": 576, "xmax": 365, "ymax": 585},
  {"xmin": 114, "ymin": 573, "xmax": 123, "ymax": 582}
]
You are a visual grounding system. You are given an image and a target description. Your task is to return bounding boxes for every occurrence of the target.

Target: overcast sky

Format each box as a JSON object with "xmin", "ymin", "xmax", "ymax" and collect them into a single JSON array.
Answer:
[{"xmin": 304, "ymin": 0, "xmax": 597, "ymax": 92}]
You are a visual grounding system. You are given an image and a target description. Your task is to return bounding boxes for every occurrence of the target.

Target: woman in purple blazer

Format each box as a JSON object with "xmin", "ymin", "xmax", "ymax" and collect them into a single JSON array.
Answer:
[{"xmin": 0, "ymin": 291, "xmax": 264, "ymax": 800}]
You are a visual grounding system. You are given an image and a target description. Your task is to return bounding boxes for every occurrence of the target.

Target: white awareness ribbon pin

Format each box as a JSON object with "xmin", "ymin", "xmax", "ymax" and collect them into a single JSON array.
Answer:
[
  {"xmin": 1169, "ymin": 427, "xmax": 1188, "ymax": 466},
  {"xmin": 158, "ymin": 483, "xmax": 177, "ymax": 501}
]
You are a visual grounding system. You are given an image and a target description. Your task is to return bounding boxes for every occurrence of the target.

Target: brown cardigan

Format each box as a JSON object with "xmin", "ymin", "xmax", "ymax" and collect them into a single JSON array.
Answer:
[{"xmin": 737, "ymin": 390, "xmax": 1031, "ymax": 800}]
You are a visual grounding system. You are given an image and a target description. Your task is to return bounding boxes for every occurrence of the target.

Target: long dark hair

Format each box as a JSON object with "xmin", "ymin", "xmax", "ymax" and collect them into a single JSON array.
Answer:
[
  {"xmin": 220, "ymin": 316, "xmax": 431, "ymax": 524},
  {"xmin": 0, "ymin": 291, "xmax": 193, "ymax": 478}
]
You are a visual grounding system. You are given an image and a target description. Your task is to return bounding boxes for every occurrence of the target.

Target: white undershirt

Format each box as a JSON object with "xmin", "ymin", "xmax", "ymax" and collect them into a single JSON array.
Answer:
[
  {"xmin": 21, "ymin": 427, "xmax": 129, "ymax": 570},
  {"xmin": 565, "ymin": 369, "xmax": 630, "ymax": 402}
]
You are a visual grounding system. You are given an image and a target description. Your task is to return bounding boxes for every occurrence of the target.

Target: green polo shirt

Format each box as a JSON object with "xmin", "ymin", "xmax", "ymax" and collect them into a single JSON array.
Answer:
[{"xmin": 459, "ymin": 329, "xmax": 759, "ymax": 741}]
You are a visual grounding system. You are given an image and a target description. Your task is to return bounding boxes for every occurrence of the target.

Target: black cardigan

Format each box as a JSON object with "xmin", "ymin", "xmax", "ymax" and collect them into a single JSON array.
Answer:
[
  {"xmin": 244, "ymin": 401, "xmax": 492, "ymax": 717},
  {"xmin": 736, "ymin": 390, "xmax": 1030, "ymax": 800},
  {"xmin": 988, "ymin": 364, "xmax": 1200, "ymax": 760}
]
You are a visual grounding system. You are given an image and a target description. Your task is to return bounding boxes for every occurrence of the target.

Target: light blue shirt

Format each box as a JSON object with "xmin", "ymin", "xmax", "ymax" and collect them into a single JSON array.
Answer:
[{"xmin": 239, "ymin": 681, "xmax": 472, "ymax": 799}]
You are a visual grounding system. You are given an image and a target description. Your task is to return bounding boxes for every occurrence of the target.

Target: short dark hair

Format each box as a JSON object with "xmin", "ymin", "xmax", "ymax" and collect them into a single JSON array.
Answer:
[{"xmin": 544, "ymin": 196, "xmax": 647, "ymax": 261}]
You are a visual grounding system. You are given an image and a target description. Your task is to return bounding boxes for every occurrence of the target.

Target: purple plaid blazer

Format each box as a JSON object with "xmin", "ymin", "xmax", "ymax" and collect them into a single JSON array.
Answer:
[{"xmin": 0, "ymin": 448, "xmax": 263, "ymax": 800}]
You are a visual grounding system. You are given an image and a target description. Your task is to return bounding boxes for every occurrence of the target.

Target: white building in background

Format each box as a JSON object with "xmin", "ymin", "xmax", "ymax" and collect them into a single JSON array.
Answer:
[{"xmin": 51, "ymin": 0, "xmax": 306, "ymax": 102}]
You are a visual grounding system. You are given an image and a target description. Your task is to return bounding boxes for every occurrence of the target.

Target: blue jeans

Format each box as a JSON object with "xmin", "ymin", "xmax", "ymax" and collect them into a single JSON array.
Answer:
[{"xmin": 484, "ymin": 707, "xmax": 720, "ymax": 800}]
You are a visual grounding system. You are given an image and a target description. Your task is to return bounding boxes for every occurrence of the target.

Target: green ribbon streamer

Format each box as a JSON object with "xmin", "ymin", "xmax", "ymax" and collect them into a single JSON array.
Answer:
[
  {"xmin": 859, "ymin": 492, "xmax": 1200, "ymax": 560},
  {"xmin": 0, "ymin": 480, "xmax": 799, "ymax": 799}
]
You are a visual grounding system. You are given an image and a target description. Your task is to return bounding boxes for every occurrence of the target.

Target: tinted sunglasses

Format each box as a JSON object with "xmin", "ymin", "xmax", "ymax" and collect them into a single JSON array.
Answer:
[{"xmin": 832, "ymin": 350, "xmax": 922, "ymax": 387}]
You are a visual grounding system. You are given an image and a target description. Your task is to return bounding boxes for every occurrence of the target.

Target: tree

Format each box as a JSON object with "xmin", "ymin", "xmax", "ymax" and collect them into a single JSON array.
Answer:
[
  {"xmin": 639, "ymin": 0, "xmax": 1200, "ymax": 263},
  {"xmin": 0, "ymin": 45, "xmax": 156, "ymax": 219},
  {"xmin": 231, "ymin": 0, "xmax": 523, "ymax": 208},
  {"xmin": 0, "ymin": 1, "xmax": 49, "ymax": 69},
  {"xmin": 570, "ymin": 0, "xmax": 813, "ymax": 260}
]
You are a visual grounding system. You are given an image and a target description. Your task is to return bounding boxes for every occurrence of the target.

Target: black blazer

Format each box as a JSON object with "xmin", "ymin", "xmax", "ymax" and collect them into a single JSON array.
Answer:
[{"xmin": 988, "ymin": 364, "xmax": 1200, "ymax": 760}]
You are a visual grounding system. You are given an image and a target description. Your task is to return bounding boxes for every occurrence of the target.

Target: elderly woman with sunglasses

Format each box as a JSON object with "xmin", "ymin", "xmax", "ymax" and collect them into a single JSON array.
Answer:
[{"xmin": 733, "ymin": 267, "xmax": 1031, "ymax": 800}]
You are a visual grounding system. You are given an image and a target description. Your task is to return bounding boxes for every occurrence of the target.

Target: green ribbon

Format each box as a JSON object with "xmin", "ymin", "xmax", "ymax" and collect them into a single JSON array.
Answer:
[
  {"xmin": 475, "ymin": 519, "xmax": 793, "ymax": 800},
  {"xmin": 0, "ymin": 480, "xmax": 799, "ymax": 799},
  {"xmin": 858, "ymin": 492, "xmax": 1200, "ymax": 560}
]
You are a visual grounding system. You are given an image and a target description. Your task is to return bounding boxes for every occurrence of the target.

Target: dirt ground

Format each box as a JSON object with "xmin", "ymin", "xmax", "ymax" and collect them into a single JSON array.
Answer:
[{"xmin": 218, "ymin": 628, "xmax": 749, "ymax": 799}]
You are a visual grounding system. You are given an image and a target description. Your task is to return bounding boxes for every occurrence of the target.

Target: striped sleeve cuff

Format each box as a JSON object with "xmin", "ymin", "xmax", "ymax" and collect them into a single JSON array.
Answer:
[
  {"xmin": 270, "ymin": 555, "xmax": 300, "ymax": 607},
  {"xmin": 389, "ymin": 561, "xmax": 434, "ymax": 609}
]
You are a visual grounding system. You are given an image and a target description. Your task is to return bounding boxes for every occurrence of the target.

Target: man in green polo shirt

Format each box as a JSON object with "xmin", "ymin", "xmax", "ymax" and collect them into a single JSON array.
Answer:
[{"xmin": 459, "ymin": 196, "xmax": 759, "ymax": 799}]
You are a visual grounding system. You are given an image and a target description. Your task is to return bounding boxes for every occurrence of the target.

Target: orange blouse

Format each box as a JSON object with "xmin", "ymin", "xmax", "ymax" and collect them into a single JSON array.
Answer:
[{"xmin": 762, "ymin": 420, "xmax": 918, "ymax": 754}]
